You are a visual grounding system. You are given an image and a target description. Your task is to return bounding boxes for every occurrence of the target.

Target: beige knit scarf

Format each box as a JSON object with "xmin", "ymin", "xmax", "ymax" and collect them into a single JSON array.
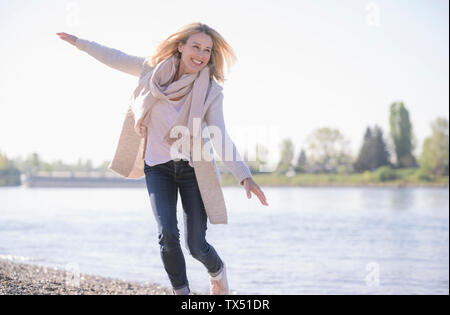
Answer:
[{"xmin": 131, "ymin": 54, "xmax": 210, "ymax": 160}]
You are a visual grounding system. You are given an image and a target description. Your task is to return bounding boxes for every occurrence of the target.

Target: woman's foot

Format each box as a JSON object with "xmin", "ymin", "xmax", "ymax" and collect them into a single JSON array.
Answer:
[
  {"xmin": 209, "ymin": 262, "xmax": 229, "ymax": 295},
  {"xmin": 172, "ymin": 285, "xmax": 190, "ymax": 295}
]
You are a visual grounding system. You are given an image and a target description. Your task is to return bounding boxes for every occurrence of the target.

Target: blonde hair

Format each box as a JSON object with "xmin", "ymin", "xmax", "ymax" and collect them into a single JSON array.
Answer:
[{"xmin": 145, "ymin": 22, "xmax": 236, "ymax": 84}]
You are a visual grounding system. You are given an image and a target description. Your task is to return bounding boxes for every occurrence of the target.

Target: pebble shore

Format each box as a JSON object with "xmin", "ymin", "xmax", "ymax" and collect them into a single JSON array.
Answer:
[{"xmin": 0, "ymin": 259, "xmax": 206, "ymax": 295}]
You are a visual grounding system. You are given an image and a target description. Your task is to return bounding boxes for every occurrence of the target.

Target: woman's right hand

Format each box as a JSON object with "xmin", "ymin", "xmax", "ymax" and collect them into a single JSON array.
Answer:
[{"xmin": 56, "ymin": 32, "xmax": 78, "ymax": 46}]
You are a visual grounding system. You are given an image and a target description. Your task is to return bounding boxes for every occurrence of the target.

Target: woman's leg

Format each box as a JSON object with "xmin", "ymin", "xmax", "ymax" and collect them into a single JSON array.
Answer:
[
  {"xmin": 175, "ymin": 161, "xmax": 224, "ymax": 276},
  {"xmin": 144, "ymin": 161, "xmax": 189, "ymax": 293}
]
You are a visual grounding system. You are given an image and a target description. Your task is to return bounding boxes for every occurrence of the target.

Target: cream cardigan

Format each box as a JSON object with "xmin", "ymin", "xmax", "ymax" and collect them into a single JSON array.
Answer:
[{"xmin": 75, "ymin": 38, "xmax": 253, "ymax": 224}]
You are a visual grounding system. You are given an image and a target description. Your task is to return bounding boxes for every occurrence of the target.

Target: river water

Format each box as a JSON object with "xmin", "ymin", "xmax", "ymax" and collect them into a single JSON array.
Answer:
[{"xmin": 0, "ymin": 186, "xmax": 448, "ymax": 294}]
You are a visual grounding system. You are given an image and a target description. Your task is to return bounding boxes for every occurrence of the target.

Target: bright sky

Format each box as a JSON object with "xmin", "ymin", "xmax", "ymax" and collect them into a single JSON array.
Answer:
[{"xmin": 0, "ymin": 0, "xmax": 448, "ymax": 168}]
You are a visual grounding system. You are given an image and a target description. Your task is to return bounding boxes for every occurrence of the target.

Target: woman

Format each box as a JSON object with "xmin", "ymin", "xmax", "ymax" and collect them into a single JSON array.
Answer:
[{"xmin": 56, "ymin": 22, "xmax": 268, "ymax": 295}]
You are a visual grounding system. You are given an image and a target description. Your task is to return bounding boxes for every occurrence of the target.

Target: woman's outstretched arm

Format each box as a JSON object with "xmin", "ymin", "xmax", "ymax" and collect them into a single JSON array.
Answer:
[
  {"xmin": 205, "ymin": 92, "xmax": 269, "ymax": 206},
  {"xmin": 56, "ymin": 32, "xmax": 145, "ymax": 77}
]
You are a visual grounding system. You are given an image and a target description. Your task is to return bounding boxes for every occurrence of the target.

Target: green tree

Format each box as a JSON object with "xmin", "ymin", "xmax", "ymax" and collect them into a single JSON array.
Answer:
[
  {"xmin": 244, "ymin": 143, "xmax": 269, "ymax": 173},
  {"xmin": 294, "ymin": 149, "xmax": 308, "ymax": 173},
  {"xmin": 255, "ymin": 144, "xmax": 269, "ymax": 172},
  {"xmin": 52, "ymin": 159, "xmax": 69, "ymax": 172},
  {"xmin": 76, "ymin": 157, "xmax": 84, "ymax": 172},
  {"xmin": 85, "ymin": 159, "xmax": 94, "ymax": 172},
  {"xmin": 354, "ymin": 125, "xmax": 390, "ymax": 172},
  {"xmin": 0, "ymin": 150, "xmax": 21, "ymax": 186},
  {"xmin": 419, "ymin": 117, "xmax": 449, "ymax": 176},
  {"xmin": 0, "ymin": 151, "xmax": 8, "ymax": 170},
  {"xmin": 389, "ymin": 102, "xmax": 417, "ymax": 168},
  {"xmin": 373, "ymin": 126, "xmax": 391, "ymax": 168},
  {"xmin": 98, "ymin": 160, "xmax": 112, "ymax": 172},
  {"xmin": 275, "ymin": 138, "xmax": 294, "ymax": 174},
  {"xmin": 20, "ymin": 152, "xmax": 42, "ymax": 175},
  {"xmin": 354, "ymin": 127, "xmax": 374, "ymax": 172},
  {"xmin": 74, "ymin": 157, "xmax": 94, "ymax": 172},
  {"xmin": 305, "ymin": 127, "xmax": 353, "ymax": 173}
]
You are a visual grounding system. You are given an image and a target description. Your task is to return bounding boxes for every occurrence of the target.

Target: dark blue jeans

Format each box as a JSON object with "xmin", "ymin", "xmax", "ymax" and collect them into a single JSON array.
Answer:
[{"xmin": 144, "ymin": 159, "xmax": 223, "ymax": 292}]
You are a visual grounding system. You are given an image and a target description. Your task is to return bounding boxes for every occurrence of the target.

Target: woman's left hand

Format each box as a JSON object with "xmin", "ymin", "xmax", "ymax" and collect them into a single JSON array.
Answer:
[{"xmin": 241, "ymin": 177, "xmax": 269, "ymax": 206}]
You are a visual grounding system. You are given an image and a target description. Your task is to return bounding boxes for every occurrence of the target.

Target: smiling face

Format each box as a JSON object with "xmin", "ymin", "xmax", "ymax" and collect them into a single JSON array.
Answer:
[{"xmin": 176, "ymin": 32, "xmax": 213, "ymax": 78}]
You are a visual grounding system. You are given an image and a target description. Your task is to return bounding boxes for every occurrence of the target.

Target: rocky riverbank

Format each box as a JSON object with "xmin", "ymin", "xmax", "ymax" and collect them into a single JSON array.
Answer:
[{"xmin": 0, "ymin": 259, "xmax": 205, "ymax": 295}]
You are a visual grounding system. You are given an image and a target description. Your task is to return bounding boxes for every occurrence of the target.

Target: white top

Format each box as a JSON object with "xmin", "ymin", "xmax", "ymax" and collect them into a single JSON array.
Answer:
[{"xmin": 144, "ymin": 94, "xmax": 191, "ymax": 166}]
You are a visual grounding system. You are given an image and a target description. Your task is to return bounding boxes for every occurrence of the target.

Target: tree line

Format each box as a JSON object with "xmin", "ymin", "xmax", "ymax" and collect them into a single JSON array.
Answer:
[
  {"xmin": 1, "ymin": 102, "xmax": 448, "ymax": 186},
  {"xmin": 245, "ymin": 102, "xmax": 449, "ymax": 178}
]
